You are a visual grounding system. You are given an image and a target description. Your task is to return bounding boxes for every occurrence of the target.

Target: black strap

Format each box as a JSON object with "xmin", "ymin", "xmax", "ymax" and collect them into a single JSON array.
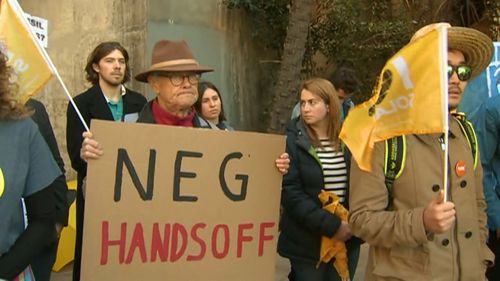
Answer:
[
  {"xmin": 384, "ymin": 135, "xmax": 406, "ymax": 209},
  {"xmin": 383, "ymin": 114, "xmax": 477, "ymax": 210},
  {"xmin": 453, "ymin": 113, "xmax": 478, "ymax": 169}
]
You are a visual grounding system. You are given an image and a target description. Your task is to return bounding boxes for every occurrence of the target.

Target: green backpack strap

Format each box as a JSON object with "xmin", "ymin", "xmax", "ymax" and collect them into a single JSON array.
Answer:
[
  {"xmin": 383, "ymin": 116, "xmax": 477, "ymax": 210},
  {"xmin": 384, "ymin": 135, "xmax": 406, "ymax": 209},
  {"xmin": 453, "ymin": 112, "xmax": 479, "ymax": 170}
]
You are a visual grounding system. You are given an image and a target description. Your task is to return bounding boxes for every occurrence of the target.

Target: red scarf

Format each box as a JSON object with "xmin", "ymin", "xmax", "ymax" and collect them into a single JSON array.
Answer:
[{"xmin": 151, "ymin": 99, "xmax": 195, "ymax": 127}]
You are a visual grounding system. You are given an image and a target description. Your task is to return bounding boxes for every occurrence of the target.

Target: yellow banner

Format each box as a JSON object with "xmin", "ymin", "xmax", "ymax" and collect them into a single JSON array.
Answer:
[
  {"xmin": 0, "ymin": 0, "xmax": 53, "ymax": 103},
  {"xmin": 340, "ymin": 27, "xmax": 447, "ymax": 171},
  {"xmin": 0, "ymin": 168, "xmax": 4, "ymax": 198}
]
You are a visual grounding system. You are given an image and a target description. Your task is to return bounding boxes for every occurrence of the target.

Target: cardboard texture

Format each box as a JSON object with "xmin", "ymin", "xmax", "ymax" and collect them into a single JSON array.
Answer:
[{"xmin": 81, "ymin": 120, "xmax": 285, "ymax": 281}]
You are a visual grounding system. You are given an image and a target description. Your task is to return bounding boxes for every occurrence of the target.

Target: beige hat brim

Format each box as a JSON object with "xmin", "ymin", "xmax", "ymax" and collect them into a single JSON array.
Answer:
[
  {"xmin": 448, "ymin": 27, "xmax": 493, "ymax": 79},
  {"xmin": 135, "ymin": 63, "xmax": 214, "ymax": 83}
]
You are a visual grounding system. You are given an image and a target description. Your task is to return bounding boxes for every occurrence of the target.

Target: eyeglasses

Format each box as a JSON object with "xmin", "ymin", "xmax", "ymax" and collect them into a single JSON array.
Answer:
[
  {"xmin": 158, "ymin": 73, "xmax": 201, "ymax": 86},
  {"xmin": 447, "ymin": 64, "xmax": 472, "ymax": 81}
]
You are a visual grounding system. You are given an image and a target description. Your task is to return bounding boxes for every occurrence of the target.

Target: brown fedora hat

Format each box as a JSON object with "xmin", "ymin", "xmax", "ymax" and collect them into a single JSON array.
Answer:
[{"xmin": 135, "ymin": 40, "xmax": 214, "ymax": 82}]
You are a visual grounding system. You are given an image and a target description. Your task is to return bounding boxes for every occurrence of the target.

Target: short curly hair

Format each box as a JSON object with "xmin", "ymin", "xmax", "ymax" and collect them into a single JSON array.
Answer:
[
  {"xmin": 0, "ymin": 51, "xmax": 29, "ymax": 120},
  {"xmin": 330, "ymin": 67, "xmax": 361, "ymax": 95}
]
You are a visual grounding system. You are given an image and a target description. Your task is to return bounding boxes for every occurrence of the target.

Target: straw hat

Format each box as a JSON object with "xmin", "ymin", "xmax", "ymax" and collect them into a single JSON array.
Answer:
[
  {"xmin": 411, "ymin": 23, "xmax": 493, "ymax": 79},
  {"xmin": 135, "ymin": 40, "xmax": 213, "ymax": 82}
]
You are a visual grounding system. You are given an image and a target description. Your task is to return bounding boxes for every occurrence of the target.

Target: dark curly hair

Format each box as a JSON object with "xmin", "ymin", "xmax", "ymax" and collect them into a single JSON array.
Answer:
[
  {"xmin": 0, "ymin": 51, "xmax": 29, "ymax": 120},
  {"xmin": 85, "ymin": 41, "xmax": 130, "ymax": 85},
  {"xmin": 330, "ymin": 66, "xmax": 361, "ymax": 95}
]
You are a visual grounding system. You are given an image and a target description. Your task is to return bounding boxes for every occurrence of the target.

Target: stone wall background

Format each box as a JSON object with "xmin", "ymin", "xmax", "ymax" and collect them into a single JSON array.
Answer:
[{"xmin": 18, "ymin": 0, "xmax": 267, "ymax": 181}]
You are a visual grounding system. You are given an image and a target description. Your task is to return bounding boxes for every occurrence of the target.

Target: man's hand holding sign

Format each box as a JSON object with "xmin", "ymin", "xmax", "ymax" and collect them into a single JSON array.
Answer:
[{"xmin": 80, "ymin": 120, "xmax": 285, "ymax": 281}]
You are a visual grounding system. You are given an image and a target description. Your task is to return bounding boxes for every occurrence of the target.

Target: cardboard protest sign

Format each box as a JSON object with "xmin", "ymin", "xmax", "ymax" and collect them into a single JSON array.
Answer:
[{"xmin": 81, "ymin": 120, "xmax": 285, "ymax": 281}]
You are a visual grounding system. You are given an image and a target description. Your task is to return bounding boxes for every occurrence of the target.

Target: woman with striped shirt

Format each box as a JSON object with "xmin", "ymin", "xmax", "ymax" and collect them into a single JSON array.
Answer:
[{"xmin": 278, "ymin": 78, "xmax": 361, "ymax": 281}]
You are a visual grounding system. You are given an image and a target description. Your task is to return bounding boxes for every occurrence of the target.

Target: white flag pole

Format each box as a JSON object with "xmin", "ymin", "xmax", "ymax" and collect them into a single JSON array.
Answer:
[
  {"xmin": 9, "ymin": 0, "xmax": 90, "ymax": 132},
  {"xmin": 439, "ymin": 25, "xmax": 450, "ymax": 202}
]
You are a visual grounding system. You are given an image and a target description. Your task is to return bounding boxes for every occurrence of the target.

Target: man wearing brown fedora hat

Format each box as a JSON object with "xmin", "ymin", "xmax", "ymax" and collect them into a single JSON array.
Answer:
[
  {"xmin": 134, "ymin": 39, "xmax": 214, "ymax": 126},
  {"xmin": 80, "ymin": 39, "xmax": 289, "ymax": 172},
  {"xmin": 66, "ymin": 41, "xmax": 147, "ymax": 281},
  {"xmin": 348, "ymin": 23, "xmax": 494, "ymax": 281}
]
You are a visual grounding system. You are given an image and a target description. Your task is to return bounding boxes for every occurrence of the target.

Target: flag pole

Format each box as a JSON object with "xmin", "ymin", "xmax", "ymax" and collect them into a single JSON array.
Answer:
[
  {"xmin": 439, "ymin": 25, "xmax": 450, "ymax": 202},
  {"xmin": 9, "ymin": 0, "xmax": 90, "ymax": 132}
]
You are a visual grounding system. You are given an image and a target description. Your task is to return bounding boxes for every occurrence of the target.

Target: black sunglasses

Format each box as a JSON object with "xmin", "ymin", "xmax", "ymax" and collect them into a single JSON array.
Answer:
[{"xmin": 447, "ymin": 64, "xmax": 472, "ymax": 81}]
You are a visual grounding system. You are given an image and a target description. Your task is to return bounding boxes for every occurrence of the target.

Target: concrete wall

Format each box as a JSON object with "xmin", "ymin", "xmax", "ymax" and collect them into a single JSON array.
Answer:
[
  {"xmin": 148, "ymin": 0, "xmax": 269, "ymax": 131},
  {"xmin": 19, "ymin": 0, "xmax": 148, "ymax": 180},
  {"xmin": 17, "ymin": 0, "xmax": 267, "ymax": 180}
]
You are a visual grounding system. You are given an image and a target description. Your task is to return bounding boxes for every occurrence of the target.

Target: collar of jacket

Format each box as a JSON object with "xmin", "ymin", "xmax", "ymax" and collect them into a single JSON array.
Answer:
[{"xmin": 292, "ymin": 118, "xmax": 321, "ymax": 165}]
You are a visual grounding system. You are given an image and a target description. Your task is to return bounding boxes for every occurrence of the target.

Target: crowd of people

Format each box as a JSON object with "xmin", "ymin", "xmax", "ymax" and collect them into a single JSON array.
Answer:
[{"xmin": 0, "ymin": 21, "xmax": 498, "ymax": 281}]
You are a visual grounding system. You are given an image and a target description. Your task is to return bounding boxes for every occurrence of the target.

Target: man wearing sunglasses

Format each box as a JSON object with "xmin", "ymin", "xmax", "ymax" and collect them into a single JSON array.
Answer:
[
  {"xmin": 348, "ymin": 23, "xmax": 495, "ymax": 281},
  {"xmin": 447, "ymin": 62, "xmax": 473, "ymax": 111}
]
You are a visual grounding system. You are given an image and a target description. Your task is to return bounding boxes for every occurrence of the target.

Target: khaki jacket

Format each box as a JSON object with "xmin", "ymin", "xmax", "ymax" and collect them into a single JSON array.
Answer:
[{"xmin": 349, "ymin": 117, "xmax": 493, "ymax": 281}]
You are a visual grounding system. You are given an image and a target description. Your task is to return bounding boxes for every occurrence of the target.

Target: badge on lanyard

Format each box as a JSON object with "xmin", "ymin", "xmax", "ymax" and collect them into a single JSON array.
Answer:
[{"xmin": 455, "ymin": 160, "xmax": 466, "ymax": 177}]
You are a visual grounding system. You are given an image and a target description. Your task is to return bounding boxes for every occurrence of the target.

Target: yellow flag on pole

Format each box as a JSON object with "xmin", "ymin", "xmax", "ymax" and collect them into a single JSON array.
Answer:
[
  {"xmin": 0, "ymin": 0, "xmax": 53, "ymax": 103},
  {"xmin": 340, "ymin": 26, "xmax": 448, "ymax": 171}
]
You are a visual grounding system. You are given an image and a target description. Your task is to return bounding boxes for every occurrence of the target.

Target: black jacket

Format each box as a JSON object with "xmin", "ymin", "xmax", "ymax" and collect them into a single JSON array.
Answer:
[
  {"xmin": 66, "ymin": 85, "xmax": 146, "ymax": 281},
  {"xmin": 278, "ymin": 118, "xmax": 358, "ymax": 263},
  {"xmin": 27, "ymin": 98, "xmax": 70, "ymax": 226},
  {"xmin": 66, "ymin": 84, "xmax": 147, "ymax": 181}
]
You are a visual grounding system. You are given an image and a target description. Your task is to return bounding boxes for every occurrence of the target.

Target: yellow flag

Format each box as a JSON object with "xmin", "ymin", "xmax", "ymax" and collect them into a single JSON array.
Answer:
[
  {"xmin": 0, "ymin": 0, "xmax": 53, "ymax": 103},
  {"xmin": 0, "ymin": 168, "xmax": 4, "ymax": 198},
  {"xmin": 340, "ymin": 27, "xmax": 447, "ymax": 171}
]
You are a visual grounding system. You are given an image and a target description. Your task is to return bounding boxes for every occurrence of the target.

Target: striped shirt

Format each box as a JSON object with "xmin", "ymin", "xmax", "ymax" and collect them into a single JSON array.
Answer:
[{"xmin": 315, "ymin": 139, "xmax": 348, "ymax": 203}]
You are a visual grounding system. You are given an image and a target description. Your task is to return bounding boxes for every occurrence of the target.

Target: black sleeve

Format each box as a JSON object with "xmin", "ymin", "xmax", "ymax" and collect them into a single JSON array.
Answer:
[
  {"xmin": 27, "ymin": 98, "xmax": 70, "ymax": 226},
  {"xmin": 66, "ymin": 100, "xmax": 87, "ymax": 177},
  {"xmin": 0, "ymin": 186, "xmax": 57, "ymax": 280}
]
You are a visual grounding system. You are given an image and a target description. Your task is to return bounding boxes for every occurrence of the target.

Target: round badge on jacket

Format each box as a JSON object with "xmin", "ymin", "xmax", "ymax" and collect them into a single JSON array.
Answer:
[{"xmin": 455, "ymin": 160, "xmax": 466, "ymax": 177}]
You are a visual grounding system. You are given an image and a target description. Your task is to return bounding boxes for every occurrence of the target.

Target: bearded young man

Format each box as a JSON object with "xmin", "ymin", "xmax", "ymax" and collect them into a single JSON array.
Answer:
[{"xmin": 66, "ymin": 41, "xmax": 147, "ymax": 281}]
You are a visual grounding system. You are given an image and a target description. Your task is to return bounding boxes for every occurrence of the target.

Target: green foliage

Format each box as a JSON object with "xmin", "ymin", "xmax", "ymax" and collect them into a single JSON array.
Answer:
[
  {"xmin": 223, "ymin": 0, "xmax": 291, "ymax": 53},
  {"xmin": 224, "ymin": 0, "xmax": 418, "ymax": 103},
  {"xmin": 308, "ymin": 0, "xmax": 417, "ymax": 103},
  {"xmin": 223, "ymin": 0, "xmax": 492, "ymax": 104}
]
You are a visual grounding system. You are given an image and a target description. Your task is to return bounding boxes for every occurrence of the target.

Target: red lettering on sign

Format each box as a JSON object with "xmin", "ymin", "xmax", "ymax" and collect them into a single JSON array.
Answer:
[
  {"xmin": 258, "ymin": 222, "xmax": 275, "ymax": 256},
  {"xmin": 125, "ymin": 223, "xmax": 147, "ymax": 264},
  {"xmin": 187, "ymin": 223, "xmax": 207, "ymax": 261},
  {"xmin": 150, "ymin": 223, "xmax": 171, "ymax": 262},
  {"xmin": 170, "ymin": 223, "xmax": 188, "ymax": 262},
  {"xmin": 237, "ymin": 223, "xmax": 254, "ymax": 258},
  {"xmin": 212, "ymin": 224, "xmax": 230, "ymax": 259},
  {"xmin": 99, "ymin": 221, "xmax": 276, "ymax": 265},
  {"xmin": 100, "ymin": 221, "xmax": 127, "ymax": 265}
]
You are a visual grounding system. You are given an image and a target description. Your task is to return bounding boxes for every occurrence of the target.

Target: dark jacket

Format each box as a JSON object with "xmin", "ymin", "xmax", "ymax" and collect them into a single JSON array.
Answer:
[
  {"xmin": 27, "ymin": 98, "xmax": 70, "ymax": 226},
  {"xmin": 278, "ymin": 118, "xmax": 358, "ymax": 263},
  {"xmin": 66, "ymin": 84, "xmax": 147, "ymax": 181},
  {"xmin": 137, "ymin": 99, "xmax": 211, "ymax": 128},
  {"xmin": 66, "ymin": 84, "xmax": 147, "ymax": 281}
]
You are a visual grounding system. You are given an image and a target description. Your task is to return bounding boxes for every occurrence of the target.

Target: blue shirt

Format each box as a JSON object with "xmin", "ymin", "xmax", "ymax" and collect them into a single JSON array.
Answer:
[
  {"xmin": 107, "ymin": 97, "xmax": 124, "ymax": 121},
  {"xmin": 470, "ymin": 95, "xmax": 500, "ymax": 230}
]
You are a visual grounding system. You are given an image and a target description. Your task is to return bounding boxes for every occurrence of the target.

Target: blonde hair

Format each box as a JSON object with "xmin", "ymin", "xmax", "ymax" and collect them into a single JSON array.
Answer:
[
  {"xmin": 0, "ymin": 52, "xmax": 29, "ymax": 120},
  {"xmin": 300, "ymin": 78, "xmax": 341, "ymax": 149}
]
